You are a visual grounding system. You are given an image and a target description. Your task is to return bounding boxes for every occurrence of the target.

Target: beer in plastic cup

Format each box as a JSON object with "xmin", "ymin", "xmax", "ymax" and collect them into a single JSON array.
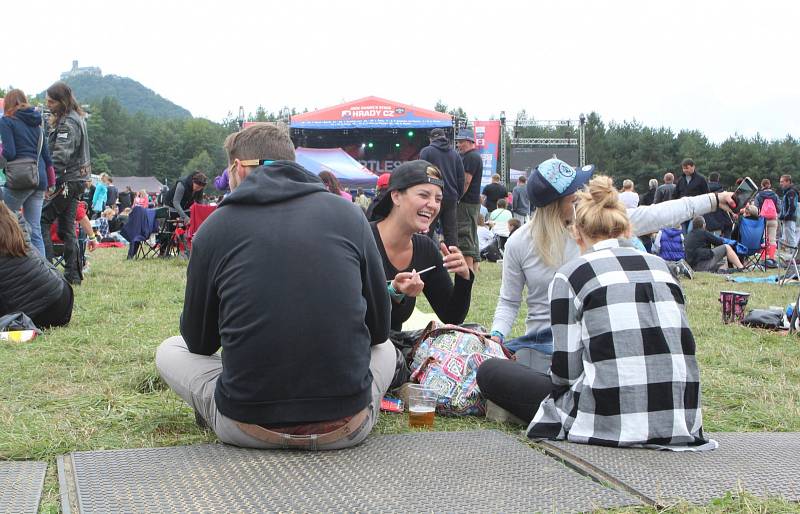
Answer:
[{"xmin": 407, "ymin": 386, "xmax": 437, "ymax": 428}]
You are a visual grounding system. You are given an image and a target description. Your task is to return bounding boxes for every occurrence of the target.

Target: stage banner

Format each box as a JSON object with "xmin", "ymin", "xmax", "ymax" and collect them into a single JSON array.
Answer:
[
  {"xmin": 473, "ymin": 120, "xmax": 500, "ymax": 187},
  {"xmin": 291, "ymin": 96, "xmax": 452, "ymax": 130}
]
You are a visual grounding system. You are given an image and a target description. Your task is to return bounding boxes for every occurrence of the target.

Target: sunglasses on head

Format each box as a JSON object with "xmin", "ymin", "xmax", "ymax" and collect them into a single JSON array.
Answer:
[{"xmin": 237, "ymin": 159, "xmax": 275, "ymax": 167}]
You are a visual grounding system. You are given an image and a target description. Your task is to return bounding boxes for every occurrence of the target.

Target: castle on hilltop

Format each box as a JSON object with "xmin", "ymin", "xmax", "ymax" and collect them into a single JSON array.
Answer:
[{"xmin": 60, "ymin": 60, "xmax": 102, "ymax": 80}]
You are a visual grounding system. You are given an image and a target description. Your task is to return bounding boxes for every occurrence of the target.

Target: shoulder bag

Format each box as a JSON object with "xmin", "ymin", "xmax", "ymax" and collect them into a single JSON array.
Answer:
[{"xmin": 5, "ymin": 125, "xmax": 43, "ymax": 190}]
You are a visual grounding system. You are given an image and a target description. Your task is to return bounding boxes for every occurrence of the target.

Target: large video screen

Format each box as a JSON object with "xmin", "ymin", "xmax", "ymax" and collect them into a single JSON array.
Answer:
[{"xmin": 510, "ymin": 147, "xmax": 579, "ymax": 179}]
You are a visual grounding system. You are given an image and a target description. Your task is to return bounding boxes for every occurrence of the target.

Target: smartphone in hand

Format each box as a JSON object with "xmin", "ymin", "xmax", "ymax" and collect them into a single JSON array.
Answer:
[{"xmin": 732, "ymin": 177, "xmax": 758, "ymax": 210}]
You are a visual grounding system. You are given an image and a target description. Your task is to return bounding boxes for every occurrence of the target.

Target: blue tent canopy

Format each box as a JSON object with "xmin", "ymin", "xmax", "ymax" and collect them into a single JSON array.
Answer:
[{"xmin": 295, "ymin": 147, "xmax": 378, "ymax": 189}]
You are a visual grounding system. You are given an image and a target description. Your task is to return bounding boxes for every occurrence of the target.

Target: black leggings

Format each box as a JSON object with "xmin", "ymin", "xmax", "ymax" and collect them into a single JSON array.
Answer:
[
  {"xmin": 476, "ymin": 358, "xmax": 552, "ymax": 423},
  {"xmin": 32, "ymin": 282, "xmax": 74, "ymax": 329}
]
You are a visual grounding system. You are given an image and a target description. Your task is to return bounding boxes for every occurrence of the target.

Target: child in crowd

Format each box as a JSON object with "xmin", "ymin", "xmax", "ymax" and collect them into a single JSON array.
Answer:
[
  {"xmin": 653, "ymin": 224, "xmax": 685, "ymax": 261},
  {"xmin": 477, "ymin": 214, "xmax": 494, "ymax": 253},
  {"xmin": 134, "ymin": 189, "xmax": 149, "ymax": 208},
  {"xmin": 487, "ymin": 198, "xmax": 513, "ymax": 248}
]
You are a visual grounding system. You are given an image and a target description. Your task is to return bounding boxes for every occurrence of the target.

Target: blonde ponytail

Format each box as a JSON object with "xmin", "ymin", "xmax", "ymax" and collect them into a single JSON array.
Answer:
[{"xmin": 574, "ymin": 176, "xmax": 630, "ymax": 242}]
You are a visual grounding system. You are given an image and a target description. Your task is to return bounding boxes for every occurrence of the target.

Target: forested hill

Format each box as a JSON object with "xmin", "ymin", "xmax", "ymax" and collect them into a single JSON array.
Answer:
[{"xmin": 42, "ymin": 74, "xmax": 192, "ymax": 119}]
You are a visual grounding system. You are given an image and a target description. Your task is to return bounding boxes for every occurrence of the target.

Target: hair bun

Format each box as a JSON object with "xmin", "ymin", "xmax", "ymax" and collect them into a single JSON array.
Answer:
[{"xmin": 587, "ymin": 176, "xmax": 619, "ymax": 208}]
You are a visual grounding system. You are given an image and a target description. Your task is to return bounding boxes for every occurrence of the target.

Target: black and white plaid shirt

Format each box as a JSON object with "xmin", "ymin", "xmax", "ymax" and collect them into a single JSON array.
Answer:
[{"xmin": 527, "ymin": 239, "xmax": 715, "ymax": 450}]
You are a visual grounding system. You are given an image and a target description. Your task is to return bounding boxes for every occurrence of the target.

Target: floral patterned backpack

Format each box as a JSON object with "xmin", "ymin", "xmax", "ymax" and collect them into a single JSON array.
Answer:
[{"xmin": 409, "ymin": 321, "xmax": 510, "ymax": 416}]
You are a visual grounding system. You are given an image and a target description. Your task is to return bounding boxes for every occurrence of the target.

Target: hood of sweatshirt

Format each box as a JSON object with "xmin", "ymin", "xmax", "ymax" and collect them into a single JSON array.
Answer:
[
  {"xmin": 12, "ymin": 107, "xmax": 43, "ymax": 128},
  {"xmin": 429, "ymin": 136, "xmax": 451, "ymax": 151},
  {"xmin": 219, "ymin": 160, "xmax": 328, "ymax": 207}
]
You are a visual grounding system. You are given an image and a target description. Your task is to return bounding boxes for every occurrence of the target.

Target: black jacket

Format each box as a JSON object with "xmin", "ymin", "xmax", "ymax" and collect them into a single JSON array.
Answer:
[
  {"xmin": 49, "ymin": 110, "xmax": 90, "ymax": 184},
  {"xmin": 0, "ymin": 252, "xmax": 68, "ymax": 322},
  {"xmin": 684, "ymin": 229, "xmax": 725, "ymax": 267},
  {"xmin": 419, "ymin": 137, "xmax": 465, "ymax": 201},
  {"xmin": 639, "ymin": 187, "xmax": 656, "ymax": 206},
  {"xmin": 675, "ymin": 172, "xmax": 709, "ymax": 198},
  {"xmin": 181, "ymin": 161, "xmax": 390, "ymax": 426}
]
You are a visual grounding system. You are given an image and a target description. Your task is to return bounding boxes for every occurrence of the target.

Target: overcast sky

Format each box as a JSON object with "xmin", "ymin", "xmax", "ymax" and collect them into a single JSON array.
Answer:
[{"xmin": 3, "ymin": 0, "xmax": 798, "ymax": 142}]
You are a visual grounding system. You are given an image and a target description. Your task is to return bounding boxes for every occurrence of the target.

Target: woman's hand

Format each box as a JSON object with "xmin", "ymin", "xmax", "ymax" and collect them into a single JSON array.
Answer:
[
  {"xmin": 717, "ymin": 191, "xmax": 735, "ymax": 213},
  {"xmin": 392, "ymin": 271, "xmax": 425, "ymax": 298},
  {"xmin": 440, "ymin": 243, "xmax": 470, "ymax": 280}
]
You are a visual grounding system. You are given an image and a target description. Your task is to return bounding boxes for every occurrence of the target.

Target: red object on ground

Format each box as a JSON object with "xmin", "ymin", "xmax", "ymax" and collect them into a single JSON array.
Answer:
[
  {"xmin": 187, "ymin": 204, "xmax": 217, "ymax": 244},
  {"xmin": 51, "ymin": 201, "xmax": 88, "ymax": 244}
]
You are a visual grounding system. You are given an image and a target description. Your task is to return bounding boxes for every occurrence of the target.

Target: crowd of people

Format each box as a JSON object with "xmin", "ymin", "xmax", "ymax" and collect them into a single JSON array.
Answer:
[
  {"xmin": 617, "ymin": 162, "xmax": 799, "ymax": 273},
  {"xmin": 7, "ymin": 106, "xmax": 783, "ymax": 452}
]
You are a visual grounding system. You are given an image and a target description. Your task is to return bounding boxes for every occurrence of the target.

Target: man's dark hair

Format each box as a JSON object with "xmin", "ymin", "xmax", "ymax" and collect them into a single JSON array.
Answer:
[
  {"xmin": 692, "ymin": 216, "xmax": 706, "ymax": 230},
  {"xmin": 191, "ymin": 171, "xmax": 208, "ymax": 185},
  {"xmin": 681, "ymin": 158, "xmax": 695, "ymax": 167},
  {"xmin": 709, "ymin": 172, "xmax": 720, "ymax": 182},
  {"xmin": 518, "ymin": 175, "xmax": 527, "ymax": 183}
]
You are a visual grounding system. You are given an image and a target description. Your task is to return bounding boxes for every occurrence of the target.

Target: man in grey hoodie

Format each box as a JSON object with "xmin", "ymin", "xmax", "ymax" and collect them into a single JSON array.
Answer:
[{"xmin": 419, "ymin": 128, "xmax": 464, "ymax": 247}]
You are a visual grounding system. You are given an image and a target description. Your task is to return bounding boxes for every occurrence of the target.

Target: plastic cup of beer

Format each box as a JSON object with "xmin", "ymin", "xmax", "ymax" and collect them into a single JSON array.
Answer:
[{"xmin": 407, "ymin": 386, "xmax": 437, "ymax": 428}]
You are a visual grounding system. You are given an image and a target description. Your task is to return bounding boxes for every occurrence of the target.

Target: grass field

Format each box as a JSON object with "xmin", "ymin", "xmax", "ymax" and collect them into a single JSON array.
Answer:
[{"xmin": 3, "ymin": 247, "xmax": 800, "ymax": 513}]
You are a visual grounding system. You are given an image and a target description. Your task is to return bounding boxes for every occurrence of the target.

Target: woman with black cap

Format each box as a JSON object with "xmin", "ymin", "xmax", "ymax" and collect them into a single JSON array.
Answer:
[{"xmin": 369, "ymin": 160, "xmax": 473, "ymax": 331}]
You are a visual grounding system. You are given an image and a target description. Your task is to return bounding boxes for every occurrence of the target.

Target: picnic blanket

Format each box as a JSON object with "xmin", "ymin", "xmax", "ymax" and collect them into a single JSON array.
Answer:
[{"xmin": 727, "ymin": 274, "xmax": 800, "ymax": 284}]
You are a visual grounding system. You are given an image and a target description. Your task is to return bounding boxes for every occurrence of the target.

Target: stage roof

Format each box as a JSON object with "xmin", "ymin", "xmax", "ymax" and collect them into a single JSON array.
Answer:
[
  {"xmin": 290, "ymin": 96, "xmax": 452, "ymax": 130},
  {"xmin": 296, "ymin": 147, "xmax": 378, "ymax": 189}
]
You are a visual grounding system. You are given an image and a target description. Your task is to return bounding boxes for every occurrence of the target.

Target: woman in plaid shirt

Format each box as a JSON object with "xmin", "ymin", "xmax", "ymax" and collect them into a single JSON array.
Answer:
[{"xmin": 490, "ymin": 176, "xmax": 716, "ymax": 449}]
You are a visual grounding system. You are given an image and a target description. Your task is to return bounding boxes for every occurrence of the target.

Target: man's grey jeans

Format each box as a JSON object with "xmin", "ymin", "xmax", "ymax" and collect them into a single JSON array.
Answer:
[{"xmin": 156, "ymin": 336, "xmax": 395, "ymax": 450}]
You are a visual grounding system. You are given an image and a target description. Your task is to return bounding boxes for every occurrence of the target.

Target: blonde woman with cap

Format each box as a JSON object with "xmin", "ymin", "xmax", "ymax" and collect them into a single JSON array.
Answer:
[
  {"xmin": 485, "ymin": 158, "xmax": 734, "ymax": 355},
  {"xmin": 479, "ymin": 176, "xmax": 716, "ymax": 450},
  {"xmin": 369, "ymin": 160, "xmax": 473, "ymax": 331}
]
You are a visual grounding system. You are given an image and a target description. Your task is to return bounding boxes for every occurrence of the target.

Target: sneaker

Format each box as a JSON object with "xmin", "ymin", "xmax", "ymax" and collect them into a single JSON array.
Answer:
[{"xmin": 678, "ymin": 259, "xmax": 694, "ymax": 280}]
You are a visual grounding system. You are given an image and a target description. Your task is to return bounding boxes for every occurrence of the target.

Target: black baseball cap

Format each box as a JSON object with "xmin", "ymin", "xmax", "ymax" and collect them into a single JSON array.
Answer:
[
  {"xmin": 369, "ymin": 160, "xmax": 444, "ymax": 220},
  {"xmin": 429, "ymin": 128, "xmax": 446, "ymax": 139}
]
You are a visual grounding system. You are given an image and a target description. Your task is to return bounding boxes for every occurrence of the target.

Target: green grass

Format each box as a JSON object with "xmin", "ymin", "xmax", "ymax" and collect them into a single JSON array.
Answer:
[{"xmin": 2, "ymin": 248, "xmax": 800, "ymax": 512}]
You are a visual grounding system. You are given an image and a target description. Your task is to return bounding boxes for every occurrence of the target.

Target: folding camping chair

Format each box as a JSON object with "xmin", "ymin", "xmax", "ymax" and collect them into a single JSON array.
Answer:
[
  {"xmin": 51, "ymin": 227, "xmax": 88, "ymax": 279},
  {"xmin": 778, "ymin": 243, "xmax": 800, "ymax": 286},
  {"xmin": 120, "ymin": 207, "xmax": 178, "ymax": 259},
  {"xmin": 735, "ymin": 216, "xmax": 767, "ymax": 272},
  {"xmin": 142, "ymin": 207, "xmax": 181, "ymax": 258}
]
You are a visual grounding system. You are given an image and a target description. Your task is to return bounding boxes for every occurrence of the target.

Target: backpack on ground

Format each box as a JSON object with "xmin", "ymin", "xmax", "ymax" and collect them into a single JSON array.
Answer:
[
  {"xmin": 409, "ymin": 321, "xmax": 510, "ymax": 416},
  {"xmin": 760, "ymin": 197, "xmax": 778, "ymax": 220}
]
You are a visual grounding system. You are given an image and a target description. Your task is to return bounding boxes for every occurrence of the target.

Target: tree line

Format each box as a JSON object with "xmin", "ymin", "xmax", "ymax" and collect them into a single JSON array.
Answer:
[
  {"xmin": 514, "ymin": 111, "xmax": 800, "ymax": 190},
  {"xmin": 4, "ymin": 88, "xmax": 798, "ymax": 192}
]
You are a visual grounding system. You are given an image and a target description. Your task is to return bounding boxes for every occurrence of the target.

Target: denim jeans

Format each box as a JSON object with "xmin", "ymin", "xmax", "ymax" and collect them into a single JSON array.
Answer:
[
  {"xmin": 2, "ymin": 187, "xmax": 46, "ymax": 257},
  {"xmin": 782, "ymin": 220, "xmax": 797, "ymax": 250},
  {"xmin": 505, "ymin": 327, "xmax": 553, "ymax": 355}
]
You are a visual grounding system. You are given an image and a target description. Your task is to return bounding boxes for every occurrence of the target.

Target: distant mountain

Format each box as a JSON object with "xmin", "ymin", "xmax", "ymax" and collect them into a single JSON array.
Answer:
[{"xmin": 42, "ymin": 74, "xmax": 192, "ymax": 119}]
